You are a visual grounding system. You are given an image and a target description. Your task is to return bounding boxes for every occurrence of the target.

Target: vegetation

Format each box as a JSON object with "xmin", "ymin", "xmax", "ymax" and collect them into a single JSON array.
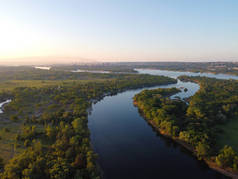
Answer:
[
  {"xmin": 52, "ymin": 62, "xmax": 238, "ymax": 75},
  {"xmin": 134, "ymin": 76, "xmax": 238, "ymax": 175},
  {"xmin": 217, "ymin": 120, "xmax": 238, "ymax": 152},
  {"xmin": 52, "ymin": 64, "xmax": 137, "ymax": 73},
  {"xmin": 131, "ymin": 61, "xmax": 238, "ymax": 75},
  {"xmin": 0, "ymin": 67, "xmax": 176, "ymax": 179},
  {"xmin": 134, "ymin": 88, "xmax": 186, "ymax": 137},
  {"xmin": 0, "ymin": 68, "xmax": 139, "ymax": 81}
]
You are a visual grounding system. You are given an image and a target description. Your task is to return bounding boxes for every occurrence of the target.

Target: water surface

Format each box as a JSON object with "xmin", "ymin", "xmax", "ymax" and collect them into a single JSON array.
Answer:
[
  {"xmin": 88, "ymin": 69, "xmax": 234, "ymax": 179},
  {"xmin": 35, "ymin": 66, "xmax": 51, "ymax": 70}
]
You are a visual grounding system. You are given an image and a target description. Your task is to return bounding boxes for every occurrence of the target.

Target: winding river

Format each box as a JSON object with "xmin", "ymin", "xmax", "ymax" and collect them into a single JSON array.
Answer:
[{"xmin": 88, "ymin": 69, "xmax": 238, "ymax": 179}]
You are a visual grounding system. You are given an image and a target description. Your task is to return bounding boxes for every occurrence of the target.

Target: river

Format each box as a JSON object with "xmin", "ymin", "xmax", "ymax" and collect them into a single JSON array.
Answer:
[{"xmin": 88, "ymin": 69, "xmax": 238, "ymax": 179}]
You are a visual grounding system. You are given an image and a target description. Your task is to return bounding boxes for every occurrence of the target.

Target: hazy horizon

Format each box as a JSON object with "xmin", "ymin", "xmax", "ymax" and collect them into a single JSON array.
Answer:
[
  {"xmin": 0, "ymin": 0, "xmax": 238, "ymax": 65},
  {"xmin": 1, "ymin": 56, "xmax": 238, "ymax": 66},
  {"xmin": 0, "ymin": 57, "xmax": 238, "ymax": 66}
]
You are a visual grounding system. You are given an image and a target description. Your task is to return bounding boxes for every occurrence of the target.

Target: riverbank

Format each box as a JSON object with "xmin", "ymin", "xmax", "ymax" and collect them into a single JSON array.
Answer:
[{"xmin": 134, "ymin": 100, "xmax": 238, "ymax": 178}]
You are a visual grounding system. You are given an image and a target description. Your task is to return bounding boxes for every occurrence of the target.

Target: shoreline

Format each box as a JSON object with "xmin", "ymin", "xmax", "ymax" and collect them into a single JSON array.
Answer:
[
  {"xmin": 87, "ymin": 80, "xmax": 178, "ymax": 179},
  {"xmin": 133, "ymin": 101, "xmax": 238, "ymax": 179}
]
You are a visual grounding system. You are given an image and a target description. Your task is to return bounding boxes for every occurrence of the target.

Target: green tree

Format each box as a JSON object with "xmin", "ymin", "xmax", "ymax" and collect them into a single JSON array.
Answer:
[
  {"xmin": 48, "ymin": 158, "xmax": 71, "ymax": 179},
  {"xmin": 195, "ymin": 142, "xmax": 210, "ymax": 159},
  {"xmin": 0, "ymin": 157, "xmax": 4, "ymax": 170},
  {"xmin": 215, "ymin": 145, "xmax": 236, "ymax": 167},
  {"xmin": 45, "ymin": 125, "xmax": 56, "ymax": 140}
]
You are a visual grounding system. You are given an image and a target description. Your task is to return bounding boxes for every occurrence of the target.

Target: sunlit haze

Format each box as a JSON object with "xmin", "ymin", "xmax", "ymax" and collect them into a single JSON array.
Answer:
[{"xmin": 0, "ymin": 0, "xmax": 238, "ymax": 65}]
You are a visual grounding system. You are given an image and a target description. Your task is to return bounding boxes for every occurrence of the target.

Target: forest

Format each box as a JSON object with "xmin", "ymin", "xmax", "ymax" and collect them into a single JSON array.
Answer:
[
  {"xmin": 0, "ymin": 67, "xmax": 176, "ymax": 179},
  {"xmin": 134, "ymin": 76, "xmax": 238, "ymax": 175},
  {"xmin": 52, "ymin": 62, "xmax": 238, "ymax": 76}
]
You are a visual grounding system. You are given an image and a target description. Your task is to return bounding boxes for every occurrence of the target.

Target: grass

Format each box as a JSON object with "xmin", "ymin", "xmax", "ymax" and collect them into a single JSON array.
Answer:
[
  {"xmin": 0, "ymin": 79, "xmax": 109, "ymax": 92},
  {"xmin": 0, "ymin": 80, "xmax": 69, "ymax": 92},
  {"xmin": 0, "ymin": 80, "xmax": 60, "ymax": 91},
  {"xmin": 0, "ymin": 119, "xmax": 23, "ymax": 162},
  {"xmin": 217, "ymin": 119, "xmax": 238, "ymax": 153}
]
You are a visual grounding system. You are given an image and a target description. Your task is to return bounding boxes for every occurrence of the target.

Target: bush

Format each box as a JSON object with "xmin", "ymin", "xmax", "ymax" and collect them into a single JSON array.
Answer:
[
  {"xmin": 3, "ymin": 128, "xmax": 10, "ymax": 132},
  {"xmin": 24, "ymin": 139, "xmax": 31, "ymax": 147},
  {"xmin": 215, "ymin": 145, "xmax": 236, "ymax": 168},
  {"xmin": 10, "ymin": 115, "xmax": 19, "ymax": 122}
]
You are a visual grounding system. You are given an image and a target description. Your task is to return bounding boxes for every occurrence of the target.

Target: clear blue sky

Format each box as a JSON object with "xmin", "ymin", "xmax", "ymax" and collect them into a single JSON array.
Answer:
[{"xmin": 0, "ymin": 0, "xmax": 238, "ymax": 63}]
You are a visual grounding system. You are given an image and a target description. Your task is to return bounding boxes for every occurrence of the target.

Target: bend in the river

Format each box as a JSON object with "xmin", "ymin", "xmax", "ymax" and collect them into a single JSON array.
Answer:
[{"xmin": 88, "ymin": 69, "xmax": 237, "ymax": 179}]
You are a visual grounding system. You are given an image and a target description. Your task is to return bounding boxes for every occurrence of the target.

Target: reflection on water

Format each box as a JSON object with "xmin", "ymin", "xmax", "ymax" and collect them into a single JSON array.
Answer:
[{"xmin": 88, "ymin": 69, "xmax": 230, "ymax": 179}]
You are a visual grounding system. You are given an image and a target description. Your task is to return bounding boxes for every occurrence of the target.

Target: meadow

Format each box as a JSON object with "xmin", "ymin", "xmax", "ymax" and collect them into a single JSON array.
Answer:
[{"xmin": 217, "ymin": 119, "xmax": 238, "ymax": 153}]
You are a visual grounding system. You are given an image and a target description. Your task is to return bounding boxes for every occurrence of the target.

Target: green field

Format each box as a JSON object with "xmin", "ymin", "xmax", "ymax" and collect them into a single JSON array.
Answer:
[
  {"xmin": 0, "ymin": 80, "xmax": 66, "ymax": 92},
  {"xmin": 0, "ymin": 119, "xmax": 24, "ymax": 162},
  {"xmin": 0, "ymin": 79, "xmax": 108, "ymax": 92},
  {"xmin": 217, "ymin": 119, "xmax": 238, "ymax": 153}
]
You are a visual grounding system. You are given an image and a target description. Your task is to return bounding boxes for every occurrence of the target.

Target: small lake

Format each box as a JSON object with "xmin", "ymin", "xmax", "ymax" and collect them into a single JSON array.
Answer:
[
  {"xmin": 35, "ymin": 66, "xmax": 51, "ymax": 70},
  {"xmin": 88, "ymin": 69, "xmax": 238, "ymax": 179},
  {"xmin": 0, "ymin": 99, "xmax": 11, "ymax": 114}
]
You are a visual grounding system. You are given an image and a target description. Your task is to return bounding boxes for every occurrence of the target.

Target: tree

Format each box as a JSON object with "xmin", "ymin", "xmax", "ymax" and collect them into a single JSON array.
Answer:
[
  {"xmin": 215, "ymin": 145, "xmax": 236, "ymax": 167},
  {"xmin": 45, "ymin": 125, "xmax": 56, "ymax": 140},
  {"xmin": 24, "ymin": 139, "xmax": 31, "ymax": 147},
  {"xmin": 72, "ymin": 118, "xmax": 85, "ymax": 134},
  {"xmin": 10, "ymin": 115, "xmax": 19, "ymax": 122},
  {"xmin": 0, "ymin": 157, "xmax": 4, "ymax": 170},
  {"xmin": 179, "ymin": 131, "xmax": 190, "ymax": 143},
  {"xmin": 233, "ymin": 156, "xmax": 238, "ymax": 171},
  {"xmin": 195, "ymin": 142, "xmax": 210, "ymax": 159},
  {"xmin": 72, "ymin": 154, "xmax": 85, "ymax": 168},
  {"xmin": 48, "ymin": 158, "xmax": 71, "ymax": 179}
]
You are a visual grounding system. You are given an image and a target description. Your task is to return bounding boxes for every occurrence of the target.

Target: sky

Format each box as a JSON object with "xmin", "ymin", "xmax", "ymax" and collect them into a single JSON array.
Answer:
[{"xmin": 0, "ymin": 0, "xmax": 238, "ymax": 64}]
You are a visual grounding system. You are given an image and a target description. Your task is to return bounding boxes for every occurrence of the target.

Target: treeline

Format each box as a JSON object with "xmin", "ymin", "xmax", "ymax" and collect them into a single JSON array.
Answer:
[
  {"xmin": 0, "ymin": 74, "xmax": 176, "ymax": 179},
  {"xmin": 51, "ymin": 62, "xmax": 238, "ymax": 75},
  {"xmin": 0, "ymin": 69, "xmax": 114, "ymax": 81},
  {"xmin": 134, "ymin": 76, "xmax": 238, "ymax": 174},
  {"xmin": 52, "ymin": 64, "xmax": 137, "ymax": 73},
  {"xmin": 0, "ymin": 67, "xmax": 177, "ymax": 82},
  {"xmin": 134, "ymin": 88, "xmax": 187, "ymax": 137}
]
